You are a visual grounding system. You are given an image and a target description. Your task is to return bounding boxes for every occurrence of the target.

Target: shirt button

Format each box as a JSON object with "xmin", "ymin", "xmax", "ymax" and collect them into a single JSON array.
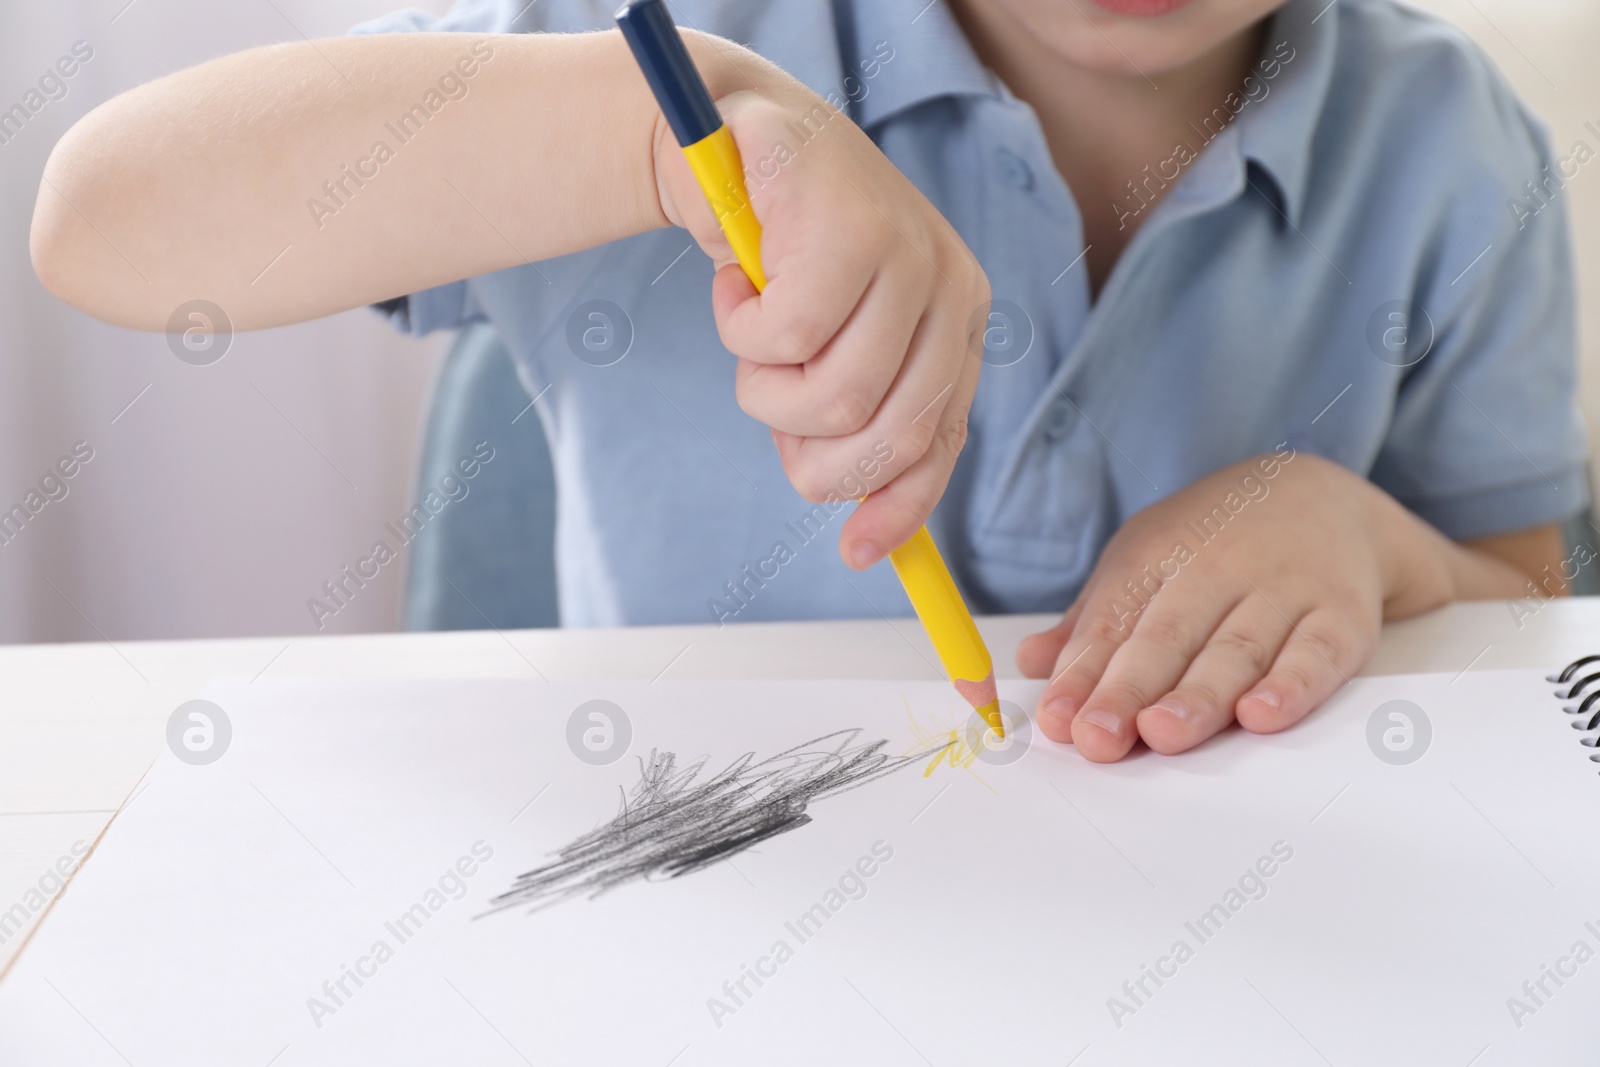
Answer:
[
  {"xmin": 1043, "ymin": 400, "xmax": 1075, "ymax": 442},
  {"xmin": 995, "ymin": 147, "xmax": 1033, "ymax": 190}
]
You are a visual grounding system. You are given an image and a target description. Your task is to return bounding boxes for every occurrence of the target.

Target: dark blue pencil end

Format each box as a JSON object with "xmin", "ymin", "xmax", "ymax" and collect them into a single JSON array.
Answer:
[{"xmin": 615, "ymin": 0, "xmax": 724, "ymax": 148}]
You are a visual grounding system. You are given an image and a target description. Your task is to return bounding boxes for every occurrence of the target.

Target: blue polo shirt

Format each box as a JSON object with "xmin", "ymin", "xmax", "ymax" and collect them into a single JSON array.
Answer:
[{"xmin": 355, "ymin": 0, "xmax": 1589, "ymax": 627}]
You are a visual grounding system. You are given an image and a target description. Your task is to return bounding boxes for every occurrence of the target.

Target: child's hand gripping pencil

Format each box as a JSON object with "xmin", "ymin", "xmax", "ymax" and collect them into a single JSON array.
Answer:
[{"xmin": 614, "ymin": 0, "xmax": 1002, "ymax": 736}]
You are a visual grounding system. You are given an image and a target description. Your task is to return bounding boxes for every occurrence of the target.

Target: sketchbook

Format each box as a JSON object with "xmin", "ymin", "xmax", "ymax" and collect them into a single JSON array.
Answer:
[{"xmin": 1, "ymin": 667, "xmax": 1597, "ymax": 1065}]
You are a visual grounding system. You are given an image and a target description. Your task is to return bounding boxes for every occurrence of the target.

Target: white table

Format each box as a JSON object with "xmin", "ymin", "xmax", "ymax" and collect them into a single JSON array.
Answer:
[{"xmin": 3, "ymin": 599, "xmax": 1596, "ymax": 972}]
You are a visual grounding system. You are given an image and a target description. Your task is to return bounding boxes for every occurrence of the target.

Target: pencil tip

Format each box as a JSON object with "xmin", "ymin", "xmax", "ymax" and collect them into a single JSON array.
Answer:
[{"xmin": 976, "ymin": 698, "xmax": 1003, "ymax": 738}]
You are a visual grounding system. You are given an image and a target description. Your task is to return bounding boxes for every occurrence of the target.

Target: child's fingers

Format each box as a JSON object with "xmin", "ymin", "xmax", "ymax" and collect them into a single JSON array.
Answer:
[
  {"xmin": 733, "ymin": 267, "xmax": 923, "ymax": 438},
  {"xmin": 711, "ymin": 234, "xmax": 876, "ymax": 366},
  {"xmin": 835, "ymin": 348, "xmax": 980, "ymax": 566},
  {"xmin": 1069, "ymin": 591, "xmax": 1236, "ymax": 763},
  {"xmin": 1136, "ymin": 596, "xmax": 1295, "ymax": 755},
  {"xmin": 1236, "ymin": 604, "xmax": 1375, "ymax": 735},
  {"xmin": 772, "ymin": 271, "xmax": 971, "ymax": 503},
  {"xmin": 1032, "ymin": 590, "xmax": 1133, "ymax": 745},
  {"xmin": 709, "ymin": 137, "xmax": 889, "ymax": 367}
]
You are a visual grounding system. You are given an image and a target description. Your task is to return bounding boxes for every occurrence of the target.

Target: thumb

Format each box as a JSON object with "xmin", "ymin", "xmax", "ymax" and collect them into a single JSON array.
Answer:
[
  {"xmin": 711, "ymin": 262, "xmax": 759, "ymax": 322},
  {"xmin": 1017, "ymin": 602, "xmax": 1083, "ymax": 678}
]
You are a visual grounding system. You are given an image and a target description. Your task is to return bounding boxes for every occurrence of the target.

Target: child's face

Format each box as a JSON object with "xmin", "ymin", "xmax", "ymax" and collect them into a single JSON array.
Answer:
[{"xmin": 977, "ymin": 0, "xmax": 1289, "ymax": 75}]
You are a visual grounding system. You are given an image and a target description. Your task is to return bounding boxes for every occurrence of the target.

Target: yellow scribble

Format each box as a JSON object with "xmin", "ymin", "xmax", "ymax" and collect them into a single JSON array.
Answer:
[{"xmin": 900, "ymin": 693, "xmax": 998, "ymax": 793}]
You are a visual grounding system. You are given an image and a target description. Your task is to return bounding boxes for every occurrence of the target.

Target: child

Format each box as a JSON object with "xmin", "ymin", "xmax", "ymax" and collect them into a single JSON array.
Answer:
[{"xmin": 30, "ymin": 0, "xmax": 1588, "ymax": 762}]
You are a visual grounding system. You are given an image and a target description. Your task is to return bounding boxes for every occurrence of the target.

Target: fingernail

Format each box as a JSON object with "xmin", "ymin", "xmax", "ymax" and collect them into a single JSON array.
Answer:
[
  {"xmin": 1245, "ymin": 687, "xmax": 1280, "ymax": 709},
  {"xmin": 1078, "ymin": 709, "xmax": 1122, "ymax": 738},
  {"xmin": 1041, "ymin": 697, "xmax": 1076, "ymax": 725},
  {"xmin": 848, "ymin": 540, "xmax": 884, "ymax": 569},
  {"xmin": 1149, "ymin": 698, "xmax": 1193, "ymax": 722}
]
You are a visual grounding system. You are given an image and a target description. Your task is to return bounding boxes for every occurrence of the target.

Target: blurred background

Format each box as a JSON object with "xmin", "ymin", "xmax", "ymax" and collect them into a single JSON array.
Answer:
[{"xmin": 1, "ymin": 0, "xmax": 1595, "ymax": 644}]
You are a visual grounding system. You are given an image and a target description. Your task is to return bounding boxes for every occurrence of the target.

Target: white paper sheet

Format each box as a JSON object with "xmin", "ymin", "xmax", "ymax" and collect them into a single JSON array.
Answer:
[{"xmin": 1, "ymin": 672, "xmax": 1596, "ymax": 1065}]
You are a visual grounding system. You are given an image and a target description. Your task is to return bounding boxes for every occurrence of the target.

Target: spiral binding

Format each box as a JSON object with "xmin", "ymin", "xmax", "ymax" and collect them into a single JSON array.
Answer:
[{"xmin": 1550, "ymin": 656, "xmax": 1600, "ymax": 772}]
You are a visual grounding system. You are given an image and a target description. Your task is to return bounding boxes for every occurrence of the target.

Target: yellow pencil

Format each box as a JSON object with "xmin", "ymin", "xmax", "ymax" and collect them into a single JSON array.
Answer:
[{"xmin": 617, "ymin": 0, "xmax": 1002, "ymax": 736}]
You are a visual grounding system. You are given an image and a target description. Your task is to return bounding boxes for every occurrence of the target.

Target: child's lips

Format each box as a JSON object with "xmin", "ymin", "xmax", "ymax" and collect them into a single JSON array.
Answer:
[{"xmin": 1085, "ymin": 0, "xmax": 1195, "ymax": 16}]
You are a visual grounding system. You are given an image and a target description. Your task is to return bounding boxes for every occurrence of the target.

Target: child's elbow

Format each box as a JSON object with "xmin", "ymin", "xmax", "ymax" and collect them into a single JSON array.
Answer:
[
  {"xmin": 30, "ymin": 166, "xmax": 78, "ymax": 306},
  {"xmin": 32, "ymin": 137, "xmax": 89, "ymax": 302},
  {"xmin": 30, "ymin": 119, "xmax": 145, "ymax": 326}
]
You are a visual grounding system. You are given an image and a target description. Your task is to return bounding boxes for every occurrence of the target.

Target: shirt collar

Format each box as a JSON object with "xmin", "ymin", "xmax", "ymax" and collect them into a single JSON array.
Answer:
[
  {"xmin": 1234, "ymin": 0, "xmax": 1341, "ymax": 227},
  {"xmin": 834, "ymin": 0, "xmax": 1000, "ymax": 130},
  {"xmin": 835, "ymin": 0, "xmax": 1338, "ymax": 228}
]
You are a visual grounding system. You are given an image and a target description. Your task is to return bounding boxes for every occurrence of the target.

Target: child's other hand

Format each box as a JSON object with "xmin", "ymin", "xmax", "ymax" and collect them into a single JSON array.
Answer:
[
  {"xmin": 651, "ymin": 38, "xmax": 989, "ymax": 570},
  {"xmin": 1017, "ymin": 451, "xmax": 1458, "ymax": 762}
]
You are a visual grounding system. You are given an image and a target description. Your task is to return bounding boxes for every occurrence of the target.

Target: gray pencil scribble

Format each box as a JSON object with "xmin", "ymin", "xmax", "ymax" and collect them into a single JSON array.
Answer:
[{"xmin": 484, "ymin": 729, "xmax": 944, "ymax": 915}]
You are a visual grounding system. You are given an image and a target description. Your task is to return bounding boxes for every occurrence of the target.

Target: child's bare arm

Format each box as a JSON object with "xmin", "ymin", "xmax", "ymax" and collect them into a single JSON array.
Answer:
[
  {"xmin": 30, "ymin": 27, "xmax": 991, "ymax": 570},
  {"xmin": 30, "ymin": 31, "xmax": 686, "ymax": 330}
]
